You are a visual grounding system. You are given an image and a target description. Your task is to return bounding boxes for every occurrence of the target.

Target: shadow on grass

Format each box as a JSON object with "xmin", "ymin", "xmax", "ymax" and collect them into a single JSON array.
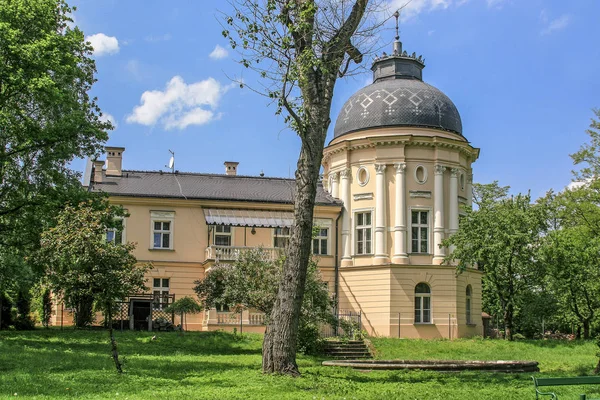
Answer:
[
  {"xmin": 0, "ymin": 330, "xmax": 264, "ymax": 398},
  {"xmin": 0, "ymin": 329, "xmax": 262, "ymax": 357},
  {"xmin": 520, "ymin": 339, "xmax": 594, "ymax": 349}
]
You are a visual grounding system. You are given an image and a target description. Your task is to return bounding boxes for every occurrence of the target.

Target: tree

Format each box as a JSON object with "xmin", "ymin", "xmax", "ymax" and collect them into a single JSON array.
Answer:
[
  {"xmin": 538, "ymin": 220, "xmax": 600, "ymax": 339},
  {"xmin": 443, "ymin": 182, "xmax": 548, "ymax": 340},
  {"xmin": 223, "ymin": 0, "xmax": 376, "ymax": 375},
  {"xmin": 164, "ymin": 297, "xmax": 202, "ymax": 332},
  {"xmin": 39, "ymin": 200, "xmax": 149, "ymax": 373},
  {"xmin": 194, "ymin": 249, "xmax": 334, "ymax": 353},
  {"xmin": 0, "ymin": 0, "xmax": 109, "ymax": 288}
]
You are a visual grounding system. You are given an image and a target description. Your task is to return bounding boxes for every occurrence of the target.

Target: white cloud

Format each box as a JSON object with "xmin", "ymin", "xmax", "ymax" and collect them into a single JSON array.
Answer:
[
  {"xmin": 99, "ymin": 113, "xmax": 118, "ymax": 129},
  {"xmin": 387, "ymin": 0, "xmax": 507, "ymax": 20},
  {"xmin": 566, "ymin": 179, "xmax": 590, "ymax": 191},
  {"xmin": 541, "ymin": 14, "xmax": 572, "ymax": 35},
  {"xmin": 389, "ymin": 0, "xmax": 451, "ymax": 20},
  {"xmin": 85, "ymin": 33, "xmax": 119, "ymax": 56},
  {"xmin": 126, "ymin": 76, "xmax": 234, "ymax": 130},
  {"xmin": 209, "ymin": 44, "xmax": 229, "ymax": 60},
  {"xmin": 486, "ymin": 0, "xmax": 508, "ymax": 8},
  {"xmin": 145, "ymin": 34, "xmax": 172, "ymax": 43}
]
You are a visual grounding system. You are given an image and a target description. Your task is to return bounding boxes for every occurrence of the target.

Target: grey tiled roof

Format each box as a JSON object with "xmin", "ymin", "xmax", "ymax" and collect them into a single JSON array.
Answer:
[
  {"xmin": 90, "ymin": 170, "xmax": 342, "ymax": 206},
  {"xmin": 334, "ymin": 77, "xmax": 463, "ymax": 139}
]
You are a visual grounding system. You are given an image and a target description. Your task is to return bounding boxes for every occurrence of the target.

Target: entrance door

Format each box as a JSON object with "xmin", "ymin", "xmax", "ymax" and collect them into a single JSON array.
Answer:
[{"xmin": 131, "ymin": 300, "xmax": 151, "ymax": 331}]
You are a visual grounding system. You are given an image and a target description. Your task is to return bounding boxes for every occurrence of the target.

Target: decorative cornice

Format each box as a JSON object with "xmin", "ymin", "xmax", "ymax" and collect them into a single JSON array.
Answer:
[
  {"xmin": 410, "ymin": 190, "xmax": 432, "ymax": 199},
  {"xmin": 374, "ymin": 164, "xmax": 387, "ymax": 174}
]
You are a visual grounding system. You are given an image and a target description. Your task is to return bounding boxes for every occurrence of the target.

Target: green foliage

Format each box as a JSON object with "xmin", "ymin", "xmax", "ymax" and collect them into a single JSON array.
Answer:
[
  {"xmin": 164, "ymin": 297, "xmax": 202, "ymax": 332},
  {"xmin": 0, "ymin": 292, "xmax": 13, "ymax": 329},
  {"xmin": 0, "ymin": 0, "xmax": 111, "ymax": 294},
  {"xmin": 443, "ymin": 182, "xmax": 549, "ymax": 340},
  {"xmin": 0, "ymin": 330, "xmax": 598, "ymax": 399},
  {"xmin": 39, "ymin": 200, "xmax": 149, "ymax": 327},
  {"xmin": 14, "ymin": 290, "xmax": 34, "ymax": 330},
  {"xmin": 164, "ymin": 297, "xmax": 202, "ymax": 315},
  {"xmin": 194, "ymin": 249, "xmax": 334, "ymax": 353},
  {"xmin": 571, "ymin": 108, "xmax": 600, "ymax": 180}
]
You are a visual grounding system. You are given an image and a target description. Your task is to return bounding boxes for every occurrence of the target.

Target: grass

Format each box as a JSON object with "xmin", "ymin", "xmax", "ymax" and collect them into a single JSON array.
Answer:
[{"xmin": 0, "ymin": 330, "xmax": 598, "ymax": 399}]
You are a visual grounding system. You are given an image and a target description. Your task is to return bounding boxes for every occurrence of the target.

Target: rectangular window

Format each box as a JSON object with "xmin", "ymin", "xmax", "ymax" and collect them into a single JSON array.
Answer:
[
  {"xmin": 106, "ymin": 218, "xmax": 124, "ymax": 244},
  {"xmin": 312, "ymin": 228, "xmax": 328, "ymax": 255},
  {"xmin": 214, "ymin": 225, "xmax": 232, "ymax": 246},
  {"xmin": 153, "ymin": 221, "xmax": 171, "ymax": 249},
  {"xmin": 355, "ymin": 211, "xmax": 372, "ymax": 255},
  {"xmin": 411, "ymin": 211, "xmax": 429, "ymax": 254},
  {"xmin": 273, "ymin": 227, "xmax": 291, "ymax": 248},
  {"xmin": 415, "ymin": 295, "xmax": 431, "ymax": 323},
  {"xmin": 153, "ymin": 278, "xmax": 170, "ymax": 310}
]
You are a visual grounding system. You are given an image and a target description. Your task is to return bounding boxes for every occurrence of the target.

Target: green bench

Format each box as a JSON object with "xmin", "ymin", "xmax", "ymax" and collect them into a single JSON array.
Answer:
[{"xmin": 532, "ymin": 376, "xmax": 600, "ymax": 399}]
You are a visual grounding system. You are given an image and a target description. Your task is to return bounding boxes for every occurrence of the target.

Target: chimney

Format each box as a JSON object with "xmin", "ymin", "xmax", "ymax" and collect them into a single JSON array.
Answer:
[
  {"xmin": 224, "ymin": 161, "xmax": 239, "ymax": 176},
  {"xmin": 93, "ymin": 160, "xmax": 105, "ymax": 183},
  {"xmin": 105, "ymin": 146, "xmax": 125, "ymax": 176}
]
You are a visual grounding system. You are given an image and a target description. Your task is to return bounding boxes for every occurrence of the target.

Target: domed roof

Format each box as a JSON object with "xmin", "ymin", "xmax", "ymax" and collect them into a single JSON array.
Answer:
[{"xmin": 333, "ymin": 43, "xmax": 463, "ymax": 139}]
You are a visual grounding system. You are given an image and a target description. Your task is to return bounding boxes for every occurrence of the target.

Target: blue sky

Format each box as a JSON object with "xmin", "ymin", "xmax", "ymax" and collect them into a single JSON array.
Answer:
[{"xmin": 70, "ymin": 0, "xmax": 600, "ymax": 199}]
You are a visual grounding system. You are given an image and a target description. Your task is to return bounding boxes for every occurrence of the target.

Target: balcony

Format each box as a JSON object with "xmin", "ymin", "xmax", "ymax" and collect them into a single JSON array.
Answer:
[{"xmin": 205, "ymin": 245, "xmax": 283, "ymax": 262}]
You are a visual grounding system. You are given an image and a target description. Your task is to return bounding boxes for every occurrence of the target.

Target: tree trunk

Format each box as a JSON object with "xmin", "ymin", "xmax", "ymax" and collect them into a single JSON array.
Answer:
[
  {"xmin": 262, "ymin": 130, "xmax": 325, "ymax": 376},
  {"xmin": 107, "ymin": 304, "xmax": 123, "ymax": 374},
  {"xmin": 583, "ymin": 319, "xmax": 591, "ymax": 340},
  {"xmin": 504, "ymin": 303, "xmax": 514, "ymax": 341}
]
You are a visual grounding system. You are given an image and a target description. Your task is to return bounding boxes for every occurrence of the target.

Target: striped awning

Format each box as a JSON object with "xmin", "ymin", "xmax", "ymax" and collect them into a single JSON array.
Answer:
[{"xmin": 204, "ymin": 208, "xmax": 294, "ymax": 228}]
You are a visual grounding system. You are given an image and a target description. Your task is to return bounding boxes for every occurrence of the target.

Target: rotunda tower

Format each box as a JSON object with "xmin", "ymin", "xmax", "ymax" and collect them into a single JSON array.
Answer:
[{"xmin": 322, "ymin": 25, "xmax": 482, "ymax": 338}]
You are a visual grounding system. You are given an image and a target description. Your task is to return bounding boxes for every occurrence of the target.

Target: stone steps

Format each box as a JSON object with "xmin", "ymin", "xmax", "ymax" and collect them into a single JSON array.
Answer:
[{"xmin": 323, "ymin": 340, "xmax": 372, "ymax": 360}]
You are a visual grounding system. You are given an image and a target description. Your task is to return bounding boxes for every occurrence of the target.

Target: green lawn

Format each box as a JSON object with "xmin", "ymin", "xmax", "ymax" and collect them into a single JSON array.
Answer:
[{"xmin": 0, "ymin": 330, "xmax": 598, "ymax": 399}]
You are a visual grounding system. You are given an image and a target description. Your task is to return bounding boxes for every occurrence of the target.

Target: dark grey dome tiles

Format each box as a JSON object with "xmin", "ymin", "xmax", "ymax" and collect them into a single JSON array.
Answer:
[{"xmin": 333, "ymin": 79, "xmax": 463, "ymax": 138}]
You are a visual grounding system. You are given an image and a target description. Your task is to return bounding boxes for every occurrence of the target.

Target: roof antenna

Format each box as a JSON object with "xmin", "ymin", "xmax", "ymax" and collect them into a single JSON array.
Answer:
[
  {"xmin": 165, "ymin": 150, "xmax": 175, "ymax": 174},
  {"xmin": 393, "ymin": 10, "xmax": 402, "ymax": 55}
]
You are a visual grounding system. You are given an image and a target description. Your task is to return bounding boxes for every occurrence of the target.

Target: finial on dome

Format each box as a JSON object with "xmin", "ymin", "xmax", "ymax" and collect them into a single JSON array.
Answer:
[{"xmin": 393, "ymin": 10, "xmax": 402, "ymax": 55}]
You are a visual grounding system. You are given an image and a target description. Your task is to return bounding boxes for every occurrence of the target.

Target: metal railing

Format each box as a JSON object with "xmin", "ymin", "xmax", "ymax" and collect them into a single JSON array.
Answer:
[
  {"xmin": 320, "ymin": 309, "xmax": 362, "ymax": 338},
  {"xmin": 205, "ymin": 245, "xmax": 283, "ymax": 262}
]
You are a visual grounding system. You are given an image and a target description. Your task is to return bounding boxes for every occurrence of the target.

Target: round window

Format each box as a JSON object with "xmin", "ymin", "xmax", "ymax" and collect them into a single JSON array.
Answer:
[
  {"xmin": 414, "ymin": 165, "xmax": 428, "ymax": 185},
  {"xmin": 356, "ymin": 166, "xmax": 369, "ymax": 187}
]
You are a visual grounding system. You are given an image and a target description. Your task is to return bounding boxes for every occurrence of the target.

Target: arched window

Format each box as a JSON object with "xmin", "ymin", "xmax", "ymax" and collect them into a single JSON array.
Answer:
[
  {"xmin": 415, "ymin": 283, "xmax": 431, "ymax": 323},
  {"xmin": 466, "ymin": 285, "xmax": 472, "ymax": 325}
]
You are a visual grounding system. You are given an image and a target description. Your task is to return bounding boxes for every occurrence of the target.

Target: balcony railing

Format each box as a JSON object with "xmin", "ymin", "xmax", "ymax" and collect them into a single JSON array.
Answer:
[
  {"xmin": 205, "ymin": 245, "xmax": 283, "ymax": 262},
  {"xmin": 215, "ymin": 311, "xmax": 266, "ymax": 325}
]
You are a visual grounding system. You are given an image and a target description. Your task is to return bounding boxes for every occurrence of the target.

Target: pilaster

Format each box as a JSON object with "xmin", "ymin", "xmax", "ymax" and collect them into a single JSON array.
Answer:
[
  {"xmin": 392, "ymin": 162, "xmax": 408, "ymax": 264},
  {"xmin": 433, "ymin": 164, "xmax": 446, "ymax": 264},
  {"xmin": 374, "ymin": 163, "xmax": 390, "ymax": 264}
]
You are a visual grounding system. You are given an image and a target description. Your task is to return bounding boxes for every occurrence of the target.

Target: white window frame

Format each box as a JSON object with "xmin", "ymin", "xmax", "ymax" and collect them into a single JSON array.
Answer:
[
  {"xmin": 312, "ymin": 218, "xmax": 332, "ymax": 256},
  {"xmin": 150, "ymin": 211, "xmax": 175, "ymax": 250},
  {"xmin": 312, "ymin": 227, "xmax": 329, "ymax": 256},
  {"xmin": 354, "ymin": 209, "xmax": 373, "ymax": 256},
  {"xmin": 106, "ymin": 216, "xmax": 126, "ymax": 244},
  {"xmin": 466, "ymin": 285, "xmax": 473, "ymax": 325},
  {"xmin": 152, "ymin": 278, "xmax": 170, "ymax": 310},
  {"xmin": 410, "ymin": 209, "xmax": 430, "ymax": 254},
  {"xmin": 214, "ymin": 225, "xmax": 233, "ymax": 247},
  {"xmin": 273, "ymin": 226, "xmax": 291, "ymax": 249},
  {"xmin": 414, "ymin": 282, "xmax": 432, "ymax": 324}
]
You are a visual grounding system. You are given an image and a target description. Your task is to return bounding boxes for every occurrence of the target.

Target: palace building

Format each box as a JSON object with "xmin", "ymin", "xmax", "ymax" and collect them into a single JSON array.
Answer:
[{"xmin": 53, "ymin": 36, "xmax": 482, "ymax": 338}]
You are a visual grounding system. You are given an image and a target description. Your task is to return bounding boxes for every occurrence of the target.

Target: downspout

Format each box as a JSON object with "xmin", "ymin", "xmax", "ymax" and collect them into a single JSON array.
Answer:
[{"xmin": 334, "ymin": 210, "xmax": 342, "ymax": 315}]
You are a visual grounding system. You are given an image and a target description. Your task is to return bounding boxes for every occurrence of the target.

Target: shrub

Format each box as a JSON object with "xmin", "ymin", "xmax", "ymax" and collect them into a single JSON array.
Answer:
[
  {"xmin": 0, "ymin": 292, "xmax": 13, "ymax": 329},
  {"xmin": 14, "ymin": 290, "xmax": 35, "ymax": 330}
]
